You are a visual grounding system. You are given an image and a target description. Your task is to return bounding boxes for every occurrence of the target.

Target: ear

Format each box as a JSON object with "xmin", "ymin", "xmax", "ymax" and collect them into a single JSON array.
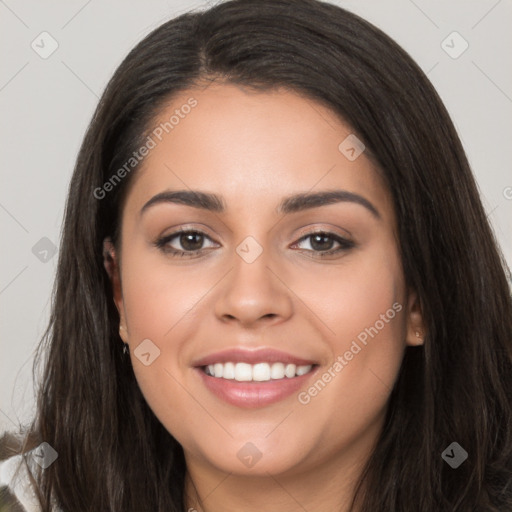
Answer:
[
  {"xmin": 103, "ymin": 237, "xmax": 128, "ymax": 343},
  {"xmin": 404, "ymin": 288, "xmax": 425, "ymax": 346}
]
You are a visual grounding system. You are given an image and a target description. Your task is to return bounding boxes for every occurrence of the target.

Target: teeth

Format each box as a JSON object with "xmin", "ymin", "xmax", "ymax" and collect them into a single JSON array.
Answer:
[
  {"xmin": 204, "ymin": 362, "xmax": 313, "ymax": 381},
  {"xmin": 270, "ymin": 362, "xmax": 285, "ymax": 379},
  {"xmin": 223, "ymin": 362, "xmax": 235, "ymax": 379},
  {"xmin": 252, "ymin": 362, "xmax": 271, "ymax": 381},
  {"xmin": 213, "ymin": 363, "xmax": 223, "ymax": 378},
  {"xmin": 235, "ymin": 362, "xmax": 252, "ymax": 381},
  {"xmin": 284, "ymin": 364, "xmax": 296, "ymax": 378},
  {"xmin": 295, "ymin": 365, "xmax": 311, "ymax": 376}
]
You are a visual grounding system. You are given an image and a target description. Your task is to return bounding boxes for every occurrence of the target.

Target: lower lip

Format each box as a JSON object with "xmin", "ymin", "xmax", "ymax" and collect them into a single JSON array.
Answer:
[{"xmin": 195, "ymin": 367, "xmax": 318, "ymax": 408}]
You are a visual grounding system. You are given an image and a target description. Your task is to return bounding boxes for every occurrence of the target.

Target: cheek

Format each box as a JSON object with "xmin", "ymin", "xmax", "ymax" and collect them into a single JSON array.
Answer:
[
  {"xmin": 121, "ymin": 252, "xmax": 205, "ymax": 348},
  {"xmin": 118, "ymin": 251, "xmax": 219, "ymax": 437},
  {"xmin": 295, "ymin": 245, "xmax": 406, "ymax": 442},
  {"xmin": 330, "ymin": 244, "xmax": 406, "ymax": 385},
  {"xmin": 293, "ymin": 240, "xmax": 405, "ymax": 357}
]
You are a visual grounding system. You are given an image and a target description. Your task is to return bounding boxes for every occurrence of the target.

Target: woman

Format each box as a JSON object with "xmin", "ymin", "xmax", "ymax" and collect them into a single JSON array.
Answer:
[{"xmin": 1, "ymin": 0, "xmax": 511, "ymax": 510}]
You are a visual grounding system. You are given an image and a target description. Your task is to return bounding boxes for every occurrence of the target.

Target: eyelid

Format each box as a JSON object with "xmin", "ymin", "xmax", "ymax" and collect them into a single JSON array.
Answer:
[
  {"xmin": 154, "ymin": 224, "xmax": 355, "ymax": 259},
  {"xmin": 293, "ymin": 223, "xmax": 353, "ymax": 241},
  {"xmin": 290, "ymin": 229, "xmax": 354, "ymax": 254},
  {"xmin": 156, "ymin": 223, "xmax": 216, "ymax": 241},
  {"xmin": 157, "ymin": 223, "xmax": 352, "ymax": 241},
  {"xmin": 155, "ymin": 225, "xmax": 219, "ymax": 250}
]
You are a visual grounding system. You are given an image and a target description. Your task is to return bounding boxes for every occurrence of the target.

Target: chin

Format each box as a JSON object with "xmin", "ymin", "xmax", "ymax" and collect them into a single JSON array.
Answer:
[{"xmin": 188, "ymin": 434, "xmax": 316, "ymax": 477}]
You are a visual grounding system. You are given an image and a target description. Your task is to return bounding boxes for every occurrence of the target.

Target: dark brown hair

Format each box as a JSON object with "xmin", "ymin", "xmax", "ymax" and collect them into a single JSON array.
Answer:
[{"xmin": 6, "ymin": 0, "xmax": 512, "ymax": 510}]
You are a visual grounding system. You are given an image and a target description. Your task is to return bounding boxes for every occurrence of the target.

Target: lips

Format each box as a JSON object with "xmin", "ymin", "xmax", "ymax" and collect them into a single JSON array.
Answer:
[
  {"xmin": 192, "ymin": 347, "xmax": 317, "ymax": 367},
  {"xmin": 192, "ymin": 348, "xmax": 319, "ymax": 408}
]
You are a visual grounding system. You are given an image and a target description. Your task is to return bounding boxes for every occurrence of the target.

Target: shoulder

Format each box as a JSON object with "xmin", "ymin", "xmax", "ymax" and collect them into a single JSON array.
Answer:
[
  {"xmin": 0, "ymin": 431, "xmax": 64, "ymax": 512},
  {"xmin": 0, "ymin": 452, "xmax": 41, "ymax": 512},
  {"xmin": 0, "ymin": 430, "xmax": 63, "ymax": 512}
]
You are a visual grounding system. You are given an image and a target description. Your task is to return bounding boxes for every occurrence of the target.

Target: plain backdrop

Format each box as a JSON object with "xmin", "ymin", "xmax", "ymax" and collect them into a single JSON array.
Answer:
[{"xmin": 1, "ymin": 0, "xmax": 511, "ymax": 433}]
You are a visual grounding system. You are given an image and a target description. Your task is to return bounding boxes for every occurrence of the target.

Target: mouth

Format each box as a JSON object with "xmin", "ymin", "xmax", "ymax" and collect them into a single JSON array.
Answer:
[
  {"xmin": 192, "ymin": 348, "xmax": 319, "ymax": 408},
  {"xmin": 202, "ymin": 361, "xmax": 315, "ymax": 381}
]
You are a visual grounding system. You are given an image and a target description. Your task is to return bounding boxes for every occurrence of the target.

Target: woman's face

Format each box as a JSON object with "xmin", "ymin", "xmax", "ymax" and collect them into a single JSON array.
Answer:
[{"xmin": 107, "ymin": 83, "xmax": 424, "ymax": 479}]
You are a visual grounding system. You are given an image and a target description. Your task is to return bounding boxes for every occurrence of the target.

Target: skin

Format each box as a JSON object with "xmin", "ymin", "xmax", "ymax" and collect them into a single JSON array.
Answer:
[{"xmin": 104, "ymin": 82, "xmax": 425, "ymax": 512}]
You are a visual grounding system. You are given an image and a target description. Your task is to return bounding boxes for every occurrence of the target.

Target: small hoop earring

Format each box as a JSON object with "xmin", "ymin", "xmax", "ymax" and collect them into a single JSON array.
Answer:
[{"xmin": 123, "ymin": 343, "xmax": 129, "ymax": 355}]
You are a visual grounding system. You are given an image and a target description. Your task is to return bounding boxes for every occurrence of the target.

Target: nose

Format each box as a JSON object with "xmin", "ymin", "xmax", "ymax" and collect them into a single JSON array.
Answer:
[{"xmin": 214, "ymin": 242, "xmax": 294, "ymax": 328}]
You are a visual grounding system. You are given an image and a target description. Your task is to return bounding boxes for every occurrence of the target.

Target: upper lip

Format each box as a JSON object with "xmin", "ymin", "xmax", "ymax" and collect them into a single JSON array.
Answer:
[{"xmin": 192, "ymin": 348, "xmax": 317, "ymax": 367}]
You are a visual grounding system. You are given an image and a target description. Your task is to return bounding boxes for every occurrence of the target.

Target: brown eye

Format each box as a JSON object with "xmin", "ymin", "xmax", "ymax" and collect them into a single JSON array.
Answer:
[
  {"xmin": 177, "ymin": 232, "xmax": 205, "ymax": 251},
  {"xmin": 293, "ymin": 231, "xmax": 355, "ymax": 258},
  {"xmin": 155, "ymin": 230, "xmax": 217, "ymax": 257}
]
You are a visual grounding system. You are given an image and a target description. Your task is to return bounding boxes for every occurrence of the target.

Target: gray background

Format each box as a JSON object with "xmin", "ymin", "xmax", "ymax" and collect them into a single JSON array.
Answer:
[{"xmin": 1, "ymin": 0, "xmax": 511, "ymax": 433}]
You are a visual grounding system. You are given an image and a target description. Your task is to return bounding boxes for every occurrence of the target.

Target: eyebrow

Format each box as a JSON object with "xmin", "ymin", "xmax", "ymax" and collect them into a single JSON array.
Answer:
[{"xmin": 140, "ymin": 189, "xmax": 381, "ymax": 219}]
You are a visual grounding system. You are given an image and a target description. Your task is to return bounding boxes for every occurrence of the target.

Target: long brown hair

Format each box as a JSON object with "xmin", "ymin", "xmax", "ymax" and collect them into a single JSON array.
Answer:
[{"xmin": 7, "ymin": 0, "xmax": 512, "ymax": 510}]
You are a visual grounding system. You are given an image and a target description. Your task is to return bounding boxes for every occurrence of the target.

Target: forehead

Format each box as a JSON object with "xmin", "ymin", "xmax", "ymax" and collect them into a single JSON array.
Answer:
[{"xmin": 124, "ymin": 83, "xmax": 392, "ymax": 221}]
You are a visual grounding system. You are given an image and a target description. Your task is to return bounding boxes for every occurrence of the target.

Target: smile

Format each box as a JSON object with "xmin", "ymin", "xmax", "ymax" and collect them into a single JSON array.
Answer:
[
  {"xmin": 193, "ymin": 348, "xmax": 319, "ymax": 408},
  {"xmin": 203, "ymin": 362, "xmax": 314, "ymax": 381}
]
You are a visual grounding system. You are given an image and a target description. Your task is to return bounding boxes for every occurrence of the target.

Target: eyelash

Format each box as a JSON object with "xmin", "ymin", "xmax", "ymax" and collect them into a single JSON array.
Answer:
[{"xmin": 154, "ymin": 229, "xmax": 355, "ymax": 259}]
